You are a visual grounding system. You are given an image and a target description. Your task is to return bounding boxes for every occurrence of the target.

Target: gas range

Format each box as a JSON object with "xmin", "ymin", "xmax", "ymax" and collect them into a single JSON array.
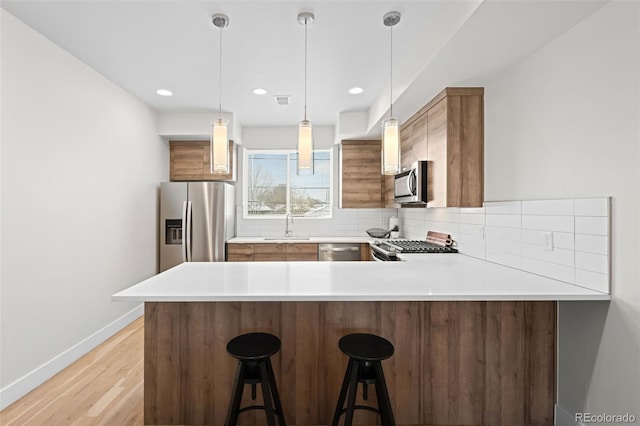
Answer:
[{"xmin": 371, "ymin": 239, "xmax": 458, "ymax": 261}]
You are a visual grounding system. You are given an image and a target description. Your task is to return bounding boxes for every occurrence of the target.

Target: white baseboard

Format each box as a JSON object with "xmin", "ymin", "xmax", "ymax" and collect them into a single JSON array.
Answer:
[
  {"xmin": 0, "ymin": 304, "xmax": 143, "ymax": 410},
  {"xmin": 557, "ymin": 405, "xmax": 585, "ymax": 426}
]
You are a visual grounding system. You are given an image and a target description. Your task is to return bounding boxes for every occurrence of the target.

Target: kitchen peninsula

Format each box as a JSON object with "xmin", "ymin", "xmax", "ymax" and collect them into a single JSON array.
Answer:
[{"xmin": 113, "ymin": 257, "xmax": 609, "ymax": 426}]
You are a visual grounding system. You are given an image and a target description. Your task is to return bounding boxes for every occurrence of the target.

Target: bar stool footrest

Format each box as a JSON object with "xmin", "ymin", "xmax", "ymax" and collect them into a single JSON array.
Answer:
[{"xmin": 338, "ymin": 405, "xmax": 382, "ymax": 415}]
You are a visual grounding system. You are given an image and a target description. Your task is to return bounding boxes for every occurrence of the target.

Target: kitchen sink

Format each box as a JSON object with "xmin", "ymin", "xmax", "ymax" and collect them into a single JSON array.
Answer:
[{"xmin": 262, "ymin": 237, "xmax": 310, "ymax": 240}]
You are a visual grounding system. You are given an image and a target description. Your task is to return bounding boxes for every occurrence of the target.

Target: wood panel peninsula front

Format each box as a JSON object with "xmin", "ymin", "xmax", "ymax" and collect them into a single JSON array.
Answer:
[{"xmin": 112, "ymin": 257, "xmax": 609, "ymax": 426}]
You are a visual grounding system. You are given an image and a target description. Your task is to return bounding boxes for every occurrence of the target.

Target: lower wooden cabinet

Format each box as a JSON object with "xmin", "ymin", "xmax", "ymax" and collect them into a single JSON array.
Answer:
[
  {"xmin": 227, "ymin": 243, "xmax": 319, "ymax": 262},
  {"xmin": 284, "ymin": 243, "xmax": 318, "ymax": 261},
  {"xmin": 226, "ymin": 243, "xmax": 254, "ymax": 261}
]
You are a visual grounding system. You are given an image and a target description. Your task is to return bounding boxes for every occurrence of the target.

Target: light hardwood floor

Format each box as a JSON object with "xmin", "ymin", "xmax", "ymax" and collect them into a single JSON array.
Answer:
[
  {"xmin": 1, "ymin": 317, "xmax": 144, "ymax": 426},
  {"xmin": 0, "ymin": 316, "xmax": 476, "ymax": 426}
]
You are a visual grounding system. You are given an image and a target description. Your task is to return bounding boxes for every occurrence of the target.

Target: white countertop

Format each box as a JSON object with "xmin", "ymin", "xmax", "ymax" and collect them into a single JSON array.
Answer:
[
  {"xmin": 112, "ymin": 255, "xmax": 610, "ymax": 302},
  {"xmin": 227, "ymin": 236, "xmax": 374, "ymax": 244}
]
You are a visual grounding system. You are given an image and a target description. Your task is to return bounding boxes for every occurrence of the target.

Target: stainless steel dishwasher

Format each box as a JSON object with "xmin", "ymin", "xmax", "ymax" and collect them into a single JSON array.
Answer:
[{"xmin": 318, "ymin": 243, "xmax": 361, "ymax": 261}]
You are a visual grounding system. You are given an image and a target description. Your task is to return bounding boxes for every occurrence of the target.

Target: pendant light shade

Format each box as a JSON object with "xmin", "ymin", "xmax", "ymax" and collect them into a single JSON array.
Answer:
[
  {"xmin": 382, "ymin": 117, "xmax": 400, "ymax": 175},
  {"xmin": 211, "ymin": 118, "xmax": 229, "ymax": 174},
  {"xmin": 298, "ymin": 119, "xmax": 313, "ymax": 172},
  {"xmin": 211, "ymin": 13, "xmax": 230, "ymax": 175},
  {"xmin": 381, "ymin": 11, "xmax": 401, "ymax": 175},
  {"xmin": 297, "ymin": 12, "xmax": 315, "ymax": 174}
]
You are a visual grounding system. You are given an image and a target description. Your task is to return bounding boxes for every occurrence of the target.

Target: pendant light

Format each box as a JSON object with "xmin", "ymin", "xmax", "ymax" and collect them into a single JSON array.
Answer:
[
  {"xmin": 381, "ymin": 11, "xmax": 401, "ymax": 175},
  {"xmin": 297, "ymin": 12, "xmax": 314, "ymax": 174},
  {"xmin": 211, "ymin": 14, "xmax": 230, "ymax": 175}
]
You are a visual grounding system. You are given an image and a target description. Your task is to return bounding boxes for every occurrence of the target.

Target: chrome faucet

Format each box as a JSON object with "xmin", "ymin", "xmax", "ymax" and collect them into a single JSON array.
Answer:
[{"xmin": 285, "ymin": 213, "xmax": 294, "ymax": 237}]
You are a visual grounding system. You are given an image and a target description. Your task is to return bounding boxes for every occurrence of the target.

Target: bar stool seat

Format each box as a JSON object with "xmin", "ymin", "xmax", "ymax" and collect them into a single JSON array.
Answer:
[
  {"xmin": 332, "ymin": 333, "xmax": 395, "ymax": 426},
  {"xmin": 225, "ymin": 332, "xmax": 286, "ymax": 426}
]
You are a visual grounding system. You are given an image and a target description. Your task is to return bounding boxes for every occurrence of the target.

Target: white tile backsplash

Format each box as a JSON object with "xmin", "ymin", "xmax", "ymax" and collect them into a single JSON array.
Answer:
[
  {"xmin": 575, "ymin": 234, "xmax": 608, "ymax": 255},
  {"xmin": 522, "ymin": 199, "xmax": 574, "ymax": 216},
  {"xmin": 522, "ymin": 244, "xmax": 574, "ymax": 267},
  {"xmin": 484, "ymin": 201, "xmax": 522, "ymax": 214},
  {"xmin": 459, "ymin": 213, "xmax": 485, "ymax": 225},
  {"xmin": 485, "ymin": 226, "xmax": 522, "ymax": 242},
  {"xmin": 486, "ymin": 214, "xmax": 521, "ymax": 228},
  {"xmin": 486, "ymin": 238, "xmax": 522, "ymax": 256},
  {"xmin": 398, "ymin": 196, "xmax": 610, "ymax": 294},
  {"xmin": 575, "ymin": 216, "xmax": 609, "ymax": 236},
  {"xmin": 522, "ymin": 215, "xmax": 574, "ymax": 233},
  {"xmin": 575, "ymin": 251, "xmax": 609, "ymax": 274},
  {"xmin": 522, "ymin": 230, "xmax": 574, "ymax": 250},
  {"xmin": 459, "ymin": 223, "xmax": 484, "ymax": 237}
]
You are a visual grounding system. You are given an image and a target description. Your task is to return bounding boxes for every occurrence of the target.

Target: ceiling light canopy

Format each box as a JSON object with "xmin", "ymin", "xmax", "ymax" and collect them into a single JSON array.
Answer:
[
  {"xmin": 156, "ymin": 89, "xmax": 173, "ymax": 96},
  {"xmin": 348, "ymin": 87, "xmax": 364, "ymax": 95},
  {"xmin": 381, "ymin": 11, "xmax": 401, "ymax": 176},
  {"xmin": 211, "ymin": 13, "xmax": 230, "ymax": 175},
  {"xmin": 252, "ymin": 88, "xmax": 267, "ymax": 95},
  {"xmin": 297, "ymin": 12, "xmax": 314, "ymax": 175}
]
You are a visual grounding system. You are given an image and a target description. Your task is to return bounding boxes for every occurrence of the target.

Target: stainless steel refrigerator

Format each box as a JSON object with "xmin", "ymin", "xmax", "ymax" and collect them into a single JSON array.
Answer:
[{"xmin": 160, "ymin": 182, "xmax": 235, "ymax": 272}]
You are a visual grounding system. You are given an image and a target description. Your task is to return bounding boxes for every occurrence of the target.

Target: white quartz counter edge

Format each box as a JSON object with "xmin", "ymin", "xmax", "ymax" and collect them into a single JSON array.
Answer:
[
  {"xmin": 112, "ymin": 255, "xmax": 610, "ymax": 302},
  {"xmin": 227, "ymin": 236, "xmax": 374, "ymax": 244}
]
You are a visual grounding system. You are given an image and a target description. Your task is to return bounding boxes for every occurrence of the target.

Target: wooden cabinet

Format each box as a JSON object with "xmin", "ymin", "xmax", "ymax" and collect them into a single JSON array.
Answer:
[
  {"xmin": 169, "ymin": 140, "xmax": 236, "ymax": 182},
  {"xmin": 226, "ymin": 243, "xmax": 254, "ymax": 262},
  {"xmin": 340, "ymin": 140, "xmax": 383, "ymax": 208},
  {"xmin": 226, "ymin": 243, "xmax": 319, "ymax": 262},
  {"xmin": 385, "ymin": 87, "xmax": 483, "ymax": 208},
  {"xmin": 425, "ymin": 88, "xmax": 483, "ymax": 207},
  {"xmin": 285, "ymin": 243, "xmax": 318, "ymax": 261},
  {"xmin": 254, "ymin": 243, "xmax": 286, "ymax": 261}
]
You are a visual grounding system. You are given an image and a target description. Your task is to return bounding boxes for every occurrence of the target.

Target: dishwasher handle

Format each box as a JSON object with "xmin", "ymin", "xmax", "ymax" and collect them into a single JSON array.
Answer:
[
  {"xmin": 318, "ymin": 243, "xmax": 362, "ymax": 261},
  {"xmin": 319, "ymin": 247, "xmax": 359, "ymax": 252}
]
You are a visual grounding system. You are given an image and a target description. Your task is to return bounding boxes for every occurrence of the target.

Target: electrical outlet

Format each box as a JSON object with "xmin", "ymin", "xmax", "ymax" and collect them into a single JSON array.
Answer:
[
  {"xmin": 543, "ymin": 232, "xmax": 554, "ymax": 251},
  {"xmin": 477, "ymin": 225, "xmax": 484, "ymax": 239}
]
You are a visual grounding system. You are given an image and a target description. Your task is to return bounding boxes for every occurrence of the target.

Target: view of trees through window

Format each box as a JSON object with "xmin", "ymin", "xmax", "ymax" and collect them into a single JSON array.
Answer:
[{"xmin": 246, "ymin": 151, "xmax": 331, "ymax": 218}]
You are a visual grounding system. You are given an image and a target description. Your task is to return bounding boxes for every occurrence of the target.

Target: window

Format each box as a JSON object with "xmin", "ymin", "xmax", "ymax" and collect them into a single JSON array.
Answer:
[{"xmin": 244, "ymin": 150, "xmax": 332, "ymax": 218}]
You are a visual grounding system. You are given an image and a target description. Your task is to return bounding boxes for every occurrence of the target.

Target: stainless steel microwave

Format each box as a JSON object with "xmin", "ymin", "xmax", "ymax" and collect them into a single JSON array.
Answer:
[{"xmin": 394, "ymin": 161, "xmax": 428, "ymax": 204}]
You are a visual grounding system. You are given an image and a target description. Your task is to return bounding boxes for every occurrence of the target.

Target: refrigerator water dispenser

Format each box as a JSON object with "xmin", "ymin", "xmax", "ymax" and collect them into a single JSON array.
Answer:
[{"xmin": 165, "ymin": 219, "xmax": 182, "ymax": 245}]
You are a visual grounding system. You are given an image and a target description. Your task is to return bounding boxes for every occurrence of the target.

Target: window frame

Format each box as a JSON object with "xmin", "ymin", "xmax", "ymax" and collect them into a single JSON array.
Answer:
[{"xmin": 242, "ymin": 148, "xmax": 333, "ymax": 220}]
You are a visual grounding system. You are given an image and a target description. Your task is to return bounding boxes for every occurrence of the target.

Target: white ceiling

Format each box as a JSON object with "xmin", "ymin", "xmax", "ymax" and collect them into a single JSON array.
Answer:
[{"xmin": 1, "ymin": 0, "xmax": 609, "ymax": 133}]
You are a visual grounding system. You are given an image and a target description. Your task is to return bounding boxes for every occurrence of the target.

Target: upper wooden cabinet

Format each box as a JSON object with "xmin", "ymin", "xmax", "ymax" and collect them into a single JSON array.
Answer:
[
  {"xmin": 384, "ymin": 87, "xmax": 484, "ymax": 208},
  {"xmin": 169, "ymin": 140, "xmax": 237, "ymax": 182},
  {"xmin": 340, "ymin": 140, "xmax": 383, "ymax": 208}
]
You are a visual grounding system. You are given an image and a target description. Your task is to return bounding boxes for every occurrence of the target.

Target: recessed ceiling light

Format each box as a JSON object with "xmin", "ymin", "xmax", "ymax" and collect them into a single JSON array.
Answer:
[
  {"xmin": 156, "ymin": 89, "xmax": 173, "ymax": 96},
  {"xmin": 348, "ymin": 87, "xmax": 364, "ymax": 95},
  {"xmin": 252, "ymin": 88, "xmax": 267, "ymax": 95}
]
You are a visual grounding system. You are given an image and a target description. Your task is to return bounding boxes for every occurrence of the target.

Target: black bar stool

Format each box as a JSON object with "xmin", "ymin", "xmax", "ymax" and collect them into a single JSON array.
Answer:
[
  {"xmin": 225, "ymin": 332, "xmax": 286, "ymax": 426},
  {"xmin": 331, "ymin": 333, "xmax": 395, "ymax": 426}
]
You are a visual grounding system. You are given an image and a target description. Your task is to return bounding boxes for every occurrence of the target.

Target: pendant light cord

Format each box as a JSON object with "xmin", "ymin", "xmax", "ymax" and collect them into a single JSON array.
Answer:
[
  {"xmin": 389, "ymin": 24, "xmax": 393, "ymax": 118},
  {"xmin": 304, "ymin": 17, "xmax": 308, "ymax": 121},
  {"xmin": 219, "ymin": 24, "xmax": 223, "ymax": 120}
]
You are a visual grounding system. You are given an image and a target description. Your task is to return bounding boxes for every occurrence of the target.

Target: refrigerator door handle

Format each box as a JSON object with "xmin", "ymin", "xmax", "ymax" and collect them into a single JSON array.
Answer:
[
  {"xmin": 182, "ymin": 201, "xmax": 188, "ymax": 262},
  {"xmin": 185, "ymin": 201, "xmax": 193, "ymax": 262}
]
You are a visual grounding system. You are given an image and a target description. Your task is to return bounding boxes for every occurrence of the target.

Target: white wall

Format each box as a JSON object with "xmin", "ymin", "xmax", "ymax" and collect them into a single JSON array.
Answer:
[
  {"xmin": 483, "ymin": 2, "xmax": 639, "ymax": 422},
  {"xmin": 241, "ymin": 126, "xmax": 335, "ymax": 150},
  {"xmin": 157, "ymin": 111, "xmax": 241, "ymax": 143},
  {"xmin": 0, "ymin": 10, "xmax": 167, "ymax": 408}
]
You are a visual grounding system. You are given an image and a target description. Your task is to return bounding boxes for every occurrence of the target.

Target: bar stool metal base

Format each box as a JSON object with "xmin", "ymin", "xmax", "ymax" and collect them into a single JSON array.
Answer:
[{"xmin": 331, "ymin": 333, "xmax": 395, "ymax": 426}]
